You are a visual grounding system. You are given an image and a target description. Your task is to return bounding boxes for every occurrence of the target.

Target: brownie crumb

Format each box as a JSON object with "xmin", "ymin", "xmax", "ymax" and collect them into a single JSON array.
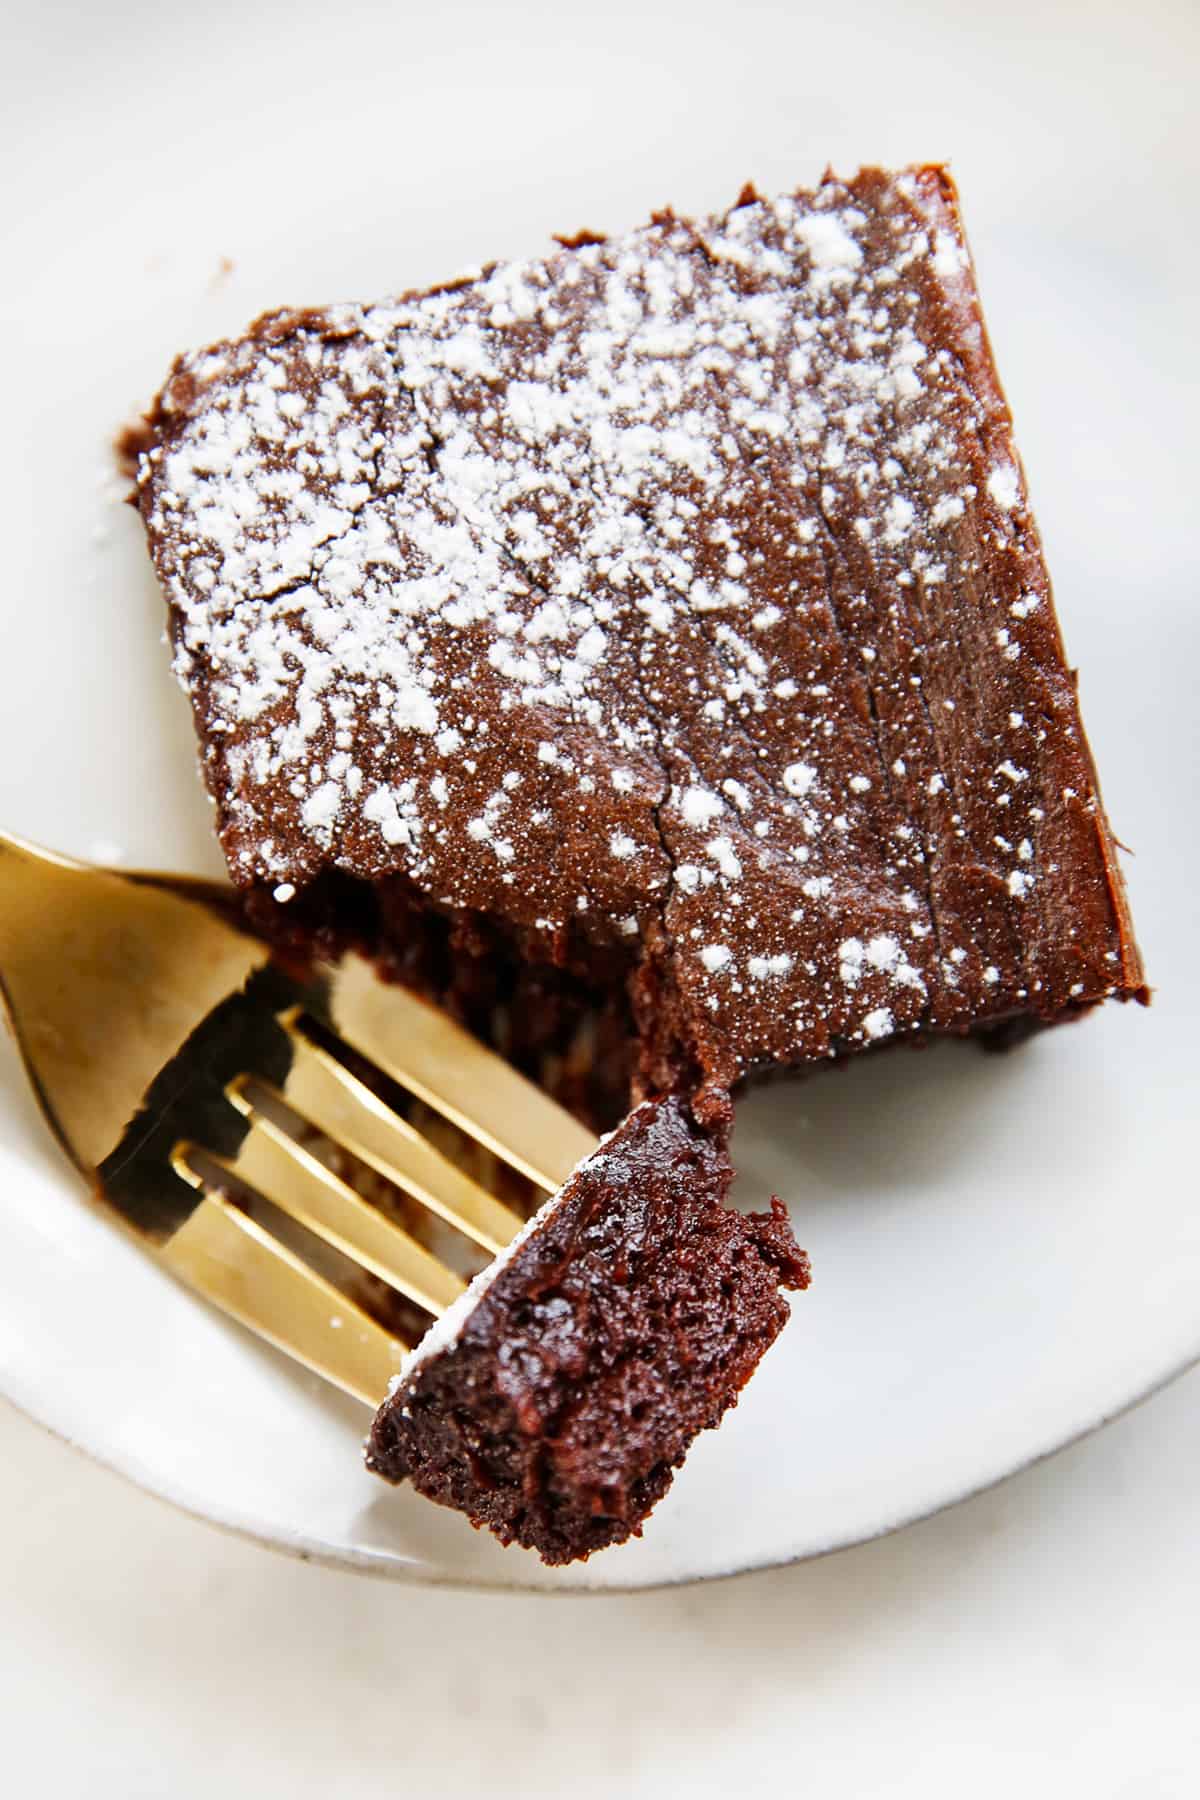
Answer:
[
  {"xmin": 552, "ymin": 227, "xmax": 608, "ymax": 250},
  {"xmin": 113, "ymin": 415, "xmax": 157, "ymax": 482},
  {"xmin": 367, "ymin": 1096, "xmax": 809, "ymax": 1563}
]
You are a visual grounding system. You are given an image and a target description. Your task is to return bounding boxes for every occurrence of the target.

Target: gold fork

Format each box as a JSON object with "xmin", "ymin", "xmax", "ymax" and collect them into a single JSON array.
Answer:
[{"xmin": 0, "ymin": 831, "xmax": 596, "ymax": 1405}]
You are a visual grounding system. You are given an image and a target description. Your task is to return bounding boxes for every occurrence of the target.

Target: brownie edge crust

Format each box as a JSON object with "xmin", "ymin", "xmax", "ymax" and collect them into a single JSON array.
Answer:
[{"xmin": 366, "ymin": 1096, "xmax": 809, "ymax": 1564}]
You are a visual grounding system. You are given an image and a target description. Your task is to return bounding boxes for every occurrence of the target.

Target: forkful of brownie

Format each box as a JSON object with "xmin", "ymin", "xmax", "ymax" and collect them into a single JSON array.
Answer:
[{"xmin": 0, "ymin": 831, "xmax": 808, "ymax": 1564}]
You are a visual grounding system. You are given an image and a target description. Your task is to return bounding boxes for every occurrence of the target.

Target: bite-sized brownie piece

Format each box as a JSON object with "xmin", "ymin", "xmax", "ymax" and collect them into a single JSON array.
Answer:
[
  {"xmin": 136, "ymin": 164, "xmax": 1144, "ymax": 1123},
  {"xmin": 366, "ymin": 1095, "xmax": 810, "ymax": 1563}
]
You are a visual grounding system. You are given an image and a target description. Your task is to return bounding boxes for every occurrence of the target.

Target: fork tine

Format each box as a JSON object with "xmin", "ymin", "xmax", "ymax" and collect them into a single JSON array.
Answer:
[
  {"xmin": 160, "ymin": 1178, "xmax": 405, "ymax": 1405},
  {"xmin": 274, "ymin": 1023, "xmax": 526, "ymax": 1256},
  {"xmin": 217, "ymin": 1091, "xmax": 465, "ymax": 1316},
  {"xmin": 323, "ymin": 956, "xmax": 598, "ymax": 1191}
]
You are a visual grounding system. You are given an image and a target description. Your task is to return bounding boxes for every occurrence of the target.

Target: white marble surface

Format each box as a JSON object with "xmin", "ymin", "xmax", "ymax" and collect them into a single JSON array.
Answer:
[{"xmin": 2, "ymin": 1368, "xmax": 1198, "ymax": 1796}]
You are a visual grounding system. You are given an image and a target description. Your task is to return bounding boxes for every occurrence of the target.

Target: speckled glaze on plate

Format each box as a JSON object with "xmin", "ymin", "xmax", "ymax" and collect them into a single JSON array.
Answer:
[{"xmin": 0, "ymin": 0, "xmax": 1194, "ymax": 1591}]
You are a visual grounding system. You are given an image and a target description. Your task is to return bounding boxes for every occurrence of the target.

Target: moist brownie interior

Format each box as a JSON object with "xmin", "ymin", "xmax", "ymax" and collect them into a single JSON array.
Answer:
[
  {"xmin": 135, "ymin": 163, "xmax": 1145, "ymax": 1130},
  {"xmin": 367, "ymin": 1095, "xmax": 810, "ymax": 1563}
]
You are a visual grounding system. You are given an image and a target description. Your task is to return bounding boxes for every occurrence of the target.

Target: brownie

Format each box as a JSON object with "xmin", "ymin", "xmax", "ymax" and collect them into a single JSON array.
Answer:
[
  {"xmin": 366, "ymin": 1095, "xmax": 809, "ymax": 1563},
  {"xmin": 135, "ymin": 163, "xmax": 1144, "ymax": 1125}
]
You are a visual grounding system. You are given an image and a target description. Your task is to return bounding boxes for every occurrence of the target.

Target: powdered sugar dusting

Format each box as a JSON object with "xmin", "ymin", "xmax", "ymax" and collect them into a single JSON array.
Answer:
[{"xmin": 138, "ymin": 166, "xmax": 1112, "ymax": 1079}]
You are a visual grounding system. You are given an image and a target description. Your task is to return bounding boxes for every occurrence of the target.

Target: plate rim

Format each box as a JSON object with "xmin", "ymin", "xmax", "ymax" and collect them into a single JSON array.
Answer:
[
  {"xmin": 3, "ymin": 1321, "xmax": 1195, "ymax": 1595},
  {"xmin": 2, "ymin": 36, "xmax": 1190, "ymax": 1588}
]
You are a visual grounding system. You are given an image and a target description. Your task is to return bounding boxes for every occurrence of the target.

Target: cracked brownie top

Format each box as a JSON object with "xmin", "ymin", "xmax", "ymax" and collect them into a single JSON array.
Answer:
[{"xmin": 136, "ymin": 164, "xmax": 1144, "ymax": 1111}]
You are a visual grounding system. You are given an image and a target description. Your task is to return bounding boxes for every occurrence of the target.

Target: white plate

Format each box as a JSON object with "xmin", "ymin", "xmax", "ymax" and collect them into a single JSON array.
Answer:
[{"xmin": 1, "ymin": 0, "xmax": 1195, "ymax": 1592}]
